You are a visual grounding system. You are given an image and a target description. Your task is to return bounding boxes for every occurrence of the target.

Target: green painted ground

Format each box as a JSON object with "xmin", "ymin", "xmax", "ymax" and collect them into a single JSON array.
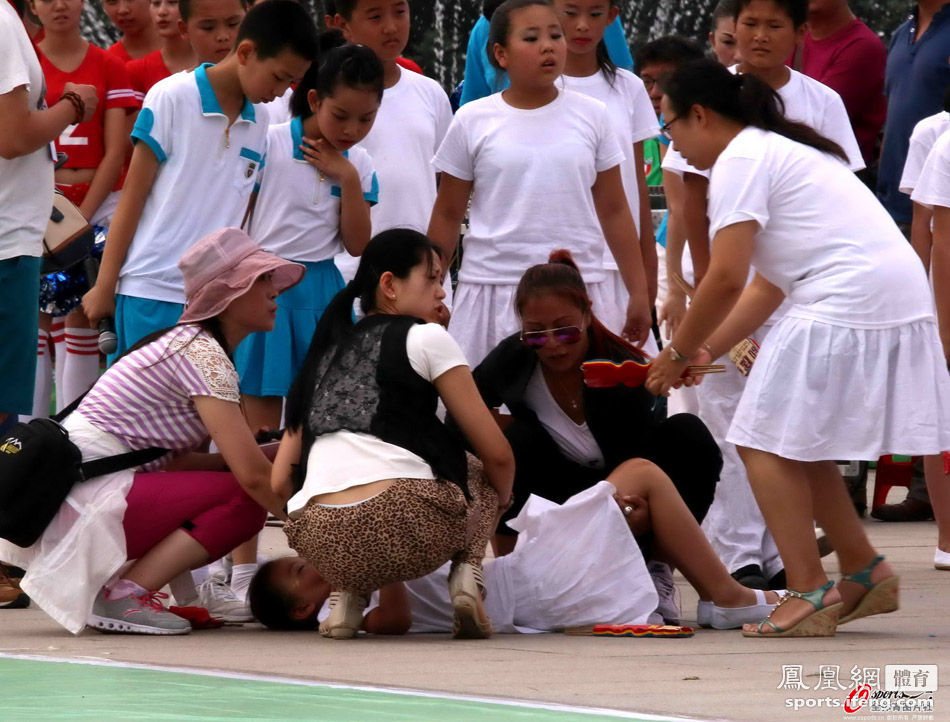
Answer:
[{"xmin": 0, "ymin": 657, "xmax": 656, "ymax": 721}]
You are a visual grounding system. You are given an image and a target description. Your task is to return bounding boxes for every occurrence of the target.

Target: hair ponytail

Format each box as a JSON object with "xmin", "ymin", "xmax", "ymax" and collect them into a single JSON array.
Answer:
[
  {"xmin": 285, "ymin": 229, "xmax": 441, "ymax": 432},
  {"xmin": 662, "ymin": 58, "xmax": 848, "ymax": 163}
]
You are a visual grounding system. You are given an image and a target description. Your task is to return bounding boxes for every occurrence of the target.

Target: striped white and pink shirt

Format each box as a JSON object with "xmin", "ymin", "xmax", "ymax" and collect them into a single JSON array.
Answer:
[{"xmin": 78, "ymin": 325, "xmax": 240, "ymax": 466}]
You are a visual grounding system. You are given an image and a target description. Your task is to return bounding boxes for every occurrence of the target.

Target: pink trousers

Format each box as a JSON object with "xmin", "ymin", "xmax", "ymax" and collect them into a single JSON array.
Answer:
[{"xmin": 122, "ymin": 471, "xmax": 266, "ymax": 561}]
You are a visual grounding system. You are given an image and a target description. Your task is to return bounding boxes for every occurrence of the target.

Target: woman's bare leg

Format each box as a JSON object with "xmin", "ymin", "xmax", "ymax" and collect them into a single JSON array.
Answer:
[
  {"xmin": 805, "ymin": 459, "xmax": 894, "ymax": 616},
  {"xmin": 924, "ymin": 454, "xmax": 950, "ymax": 553},
  {"xmin": 607, "ymin": 459, "xmax": 778, "ymax": 607},
  {"xmin": 736, "ymin": 448, "xmax": 842, "ymax": 630},
  {"xmin": 122, "ymin": 529, "xmax": 209, "ymax": 591}
]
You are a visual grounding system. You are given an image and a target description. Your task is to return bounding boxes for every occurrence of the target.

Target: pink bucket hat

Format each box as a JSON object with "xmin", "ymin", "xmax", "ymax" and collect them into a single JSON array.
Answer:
[{"xmin": 178, "ymin": 227, "xmax": 305, "ymax": 324}]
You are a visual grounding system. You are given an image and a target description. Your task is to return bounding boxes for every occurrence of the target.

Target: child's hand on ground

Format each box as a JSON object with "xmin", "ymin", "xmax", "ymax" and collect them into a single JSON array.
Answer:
[{"xmin": 299, "ymin": 137, "xmax": 357, "ymax": 184}]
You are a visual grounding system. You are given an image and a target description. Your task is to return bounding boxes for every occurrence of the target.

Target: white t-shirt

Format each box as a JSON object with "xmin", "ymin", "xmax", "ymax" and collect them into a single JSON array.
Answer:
[
  {"xmin": 911, "ymin": 129, "xmax": 950, "ymax": 210},
  {"xmin": 523, "ymin": 366, "xmax": 605, "ymax": 469},
  {"xmin": 434, "ymin": 88, "xmax": 625, "ymax": 285},
  {"xmin": 120, "ymin": 64, "xmax": 268, "ymax": 303},
  {"xmin": 664, "ymin": 66, "xmax": 864, "ymax": 177},
  {"xmin": 265, "ymin": 87, "xmax": 293, "ymax": 126},
  {"xmin": 559, "ymin": 69, "xmax": 658, "ymax": 253},
  {"xmin": 360, "ymin": 66, "xmax": 452, "ymax": 234},
  {"xmin": 321, "ymin": 481, "xmax": 657, "ymax": 634},
  {"xmin": 0, "ymin": 2, "xmax": 54, "ymax": 260},
  {"xmin": 901, "ymin": 112, "xmax": 950, "ymax": 196},
  {"xmin": 287, "ymin": 323, "xmax": 469, "ymax": 513},
  {"xmin": 708, "ymin": 127, "xmax": 933, "ymax": 329},
  {"xmin": 251, "ymin": 117, "xmax": 378, "ymax": 262},
  {"xmin": 761, "ymin": 67, "xmax": 864, "ymax": 172}
]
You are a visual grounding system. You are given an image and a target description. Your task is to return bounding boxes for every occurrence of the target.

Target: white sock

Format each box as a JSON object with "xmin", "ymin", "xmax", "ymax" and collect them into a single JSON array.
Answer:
[
  {"xmin": 60, "ymin": 325, "xmax": 99, "ymax": 410},
  {"xmin": 230, "ymin": 563, "xmax": 258, "ymax": 602},
  {"xmin": 30, "ymin": 330, "xmax": 52, "ymax": 419},
  {"xmin": 106, "ymin": 578, "xmax": 148, "ymax": 600},
  {"xmin": 50, "ymin": 318, "xmax": 65, "ymax": 412}
]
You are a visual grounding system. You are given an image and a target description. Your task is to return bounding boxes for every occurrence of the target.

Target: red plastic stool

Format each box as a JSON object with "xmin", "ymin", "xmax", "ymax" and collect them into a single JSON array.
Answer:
[{"xmin": 871, "ymin": 455, "xmax": 918, "ymax": 512}]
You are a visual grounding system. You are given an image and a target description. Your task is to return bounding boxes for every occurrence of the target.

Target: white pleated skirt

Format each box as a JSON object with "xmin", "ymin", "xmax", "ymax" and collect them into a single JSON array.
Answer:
[
  {"xmin": 727, "ymin": 314, "xmax": 950, "ymax": 461},
  {"xmin": 598, "ymin": 269, "xmax": 659, "ymax": 357}
]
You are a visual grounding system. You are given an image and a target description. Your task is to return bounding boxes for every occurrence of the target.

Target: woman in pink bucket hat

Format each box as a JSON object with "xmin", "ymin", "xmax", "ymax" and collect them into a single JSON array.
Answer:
[{"xmin": 0, "ymin": 228, "xmax": 304, "ymax": 636}]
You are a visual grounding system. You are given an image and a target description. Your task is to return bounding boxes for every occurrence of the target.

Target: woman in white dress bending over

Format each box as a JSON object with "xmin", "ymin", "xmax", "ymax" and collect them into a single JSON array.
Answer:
[{"xmin": 646, "ymin": 59, "xmax": 950, "ymax": 638}]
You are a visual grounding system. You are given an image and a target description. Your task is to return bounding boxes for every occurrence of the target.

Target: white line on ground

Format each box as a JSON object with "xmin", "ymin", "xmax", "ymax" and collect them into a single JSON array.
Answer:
[{"xmin": 0, "ymin": 651, "xmax": 717, "ymax": 722}]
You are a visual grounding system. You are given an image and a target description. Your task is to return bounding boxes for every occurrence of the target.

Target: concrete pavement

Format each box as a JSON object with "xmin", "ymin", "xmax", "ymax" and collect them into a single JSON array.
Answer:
[{"xmin": 1, "ymin": 489, "xmax": 947, "ymax": 721}]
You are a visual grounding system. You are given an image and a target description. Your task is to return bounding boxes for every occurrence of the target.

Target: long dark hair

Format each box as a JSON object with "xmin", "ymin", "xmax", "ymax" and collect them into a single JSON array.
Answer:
[
  {"xmin": 289, "ymin": 29, "xmax": 384, "ymax": 119},
  {"xmin": 515, "ymin": 250, "xmax": 647, "ymax": 362},
  {"xmin": 285, "ymin": 229, "xmax": 441, "ymax": 432},
  {"xmin": 662, "ymin": 58, "xmax": 848, "ymax": 162},
  {"xmin": 593, "ymin": 1, "xmax": 618, "ymax": 84}
]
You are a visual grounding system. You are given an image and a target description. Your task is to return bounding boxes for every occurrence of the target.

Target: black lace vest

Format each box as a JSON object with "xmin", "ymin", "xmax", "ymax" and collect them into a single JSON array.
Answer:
[{"xmin": 304, "ymin": 314, "xmax": 468, "ymax": 494}]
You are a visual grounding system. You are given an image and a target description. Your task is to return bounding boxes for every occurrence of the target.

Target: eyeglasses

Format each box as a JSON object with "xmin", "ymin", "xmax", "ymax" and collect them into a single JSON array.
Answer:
[
  {"xmin": 520, "ymin": 325, "xmax": 584, "ymax": 349},
  {"xmin": 659, "ymin": 115, "xmax": 680, "ymax": 141}
]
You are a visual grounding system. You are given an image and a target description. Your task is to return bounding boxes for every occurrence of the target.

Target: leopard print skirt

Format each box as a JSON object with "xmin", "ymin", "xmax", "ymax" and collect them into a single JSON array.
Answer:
[{"xmin": 284, "ymin": 455, "xmax": 497, "ymax": 594}]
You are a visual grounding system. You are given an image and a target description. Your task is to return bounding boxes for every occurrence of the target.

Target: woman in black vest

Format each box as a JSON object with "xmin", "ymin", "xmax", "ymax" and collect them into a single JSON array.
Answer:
[
  {"xmin": 473, "ymin": 251, "xmax": 722, "ymax": 556},
  {"xmin": 271, "ymin": 229, "xmax": 514, "ymax": 640}
]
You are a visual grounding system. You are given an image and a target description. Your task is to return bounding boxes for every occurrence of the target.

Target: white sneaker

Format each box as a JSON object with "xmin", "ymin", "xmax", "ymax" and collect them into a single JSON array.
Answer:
[
  {"xmin": 648, "ymin": 561, "xmax": 680, "ymax": 625},
  {"xmin": 448, "ymin": 562, "xmax": 492, "ymax": 639},
  {"xmin": 319, "ymin": 591, "xmax": 368, "ymax": 639},
  {"xmin": 935, "ymin": 547, "xmax": 950, "ymax": 571},
  {"xmin": 196, "ymin": 574, "xmax": 254, "ymax": 623}
]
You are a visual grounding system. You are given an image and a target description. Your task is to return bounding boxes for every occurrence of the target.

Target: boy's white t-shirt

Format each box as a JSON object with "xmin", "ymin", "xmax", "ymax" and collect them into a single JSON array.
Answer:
[
  {"xmin": 911, "ymin": 129, "xmax": 950, "ymax": 210},
  {"xmin": 287, "ymin": 323, "xmax": 468, "ymax": 514},
  {"xmin": 559, "ymin": 68, "xmax": 659, "ymax": 245},
  {"xmin": 434, "ymin": 88, "xmax": 625, "ymax": 285},
  {"xmin": 708, "ymin": 127, "xmax": 933, "ymax": 329},
  {"xmin": 359, "ymin": 66, "xmax": 452, "ymax": 234},
  {"xmin": 756, "ymin": 66, "xmax": 864, "ymax": 172},
  {"xmin": 121, "ymin": 64, "xmax": 269, "ymax": 303},
  {"xmin": 901, "ymin": 112, "xmax": 950, "ymax": 196},
  {"xmin": 0, "ymin": 1, "xmax": 54, "ymax": 260},
  {"xmin": 251, "ymin": 118, "xmax": 378, "ymax": 262},
  {"xmin": 265, "ymin": 87, "xmax": 293, "ymax": 126}
]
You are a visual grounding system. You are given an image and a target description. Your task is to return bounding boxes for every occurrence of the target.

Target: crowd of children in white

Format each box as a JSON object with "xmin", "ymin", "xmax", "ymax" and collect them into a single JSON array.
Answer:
[{"xmin": 1, "ymin": 0, "xmax": 950, "ymax": 641}]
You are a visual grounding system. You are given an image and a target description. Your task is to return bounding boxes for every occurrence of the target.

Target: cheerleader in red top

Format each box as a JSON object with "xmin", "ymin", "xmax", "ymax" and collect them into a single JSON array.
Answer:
[
  {"xmin": 31, "ymin": 0, "xmax": 140, "ymax": 418},
  {"xmin": 102, "ymin": 0, "xmax": 159, "ymax": 61},
  {"xmin": 126, "ymin": 0, "xmax": 196, "ymax": 101}
]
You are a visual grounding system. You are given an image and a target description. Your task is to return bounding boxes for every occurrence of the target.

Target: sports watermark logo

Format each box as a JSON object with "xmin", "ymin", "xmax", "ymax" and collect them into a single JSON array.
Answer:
[{"xmin": 780, "ymin": 663, "xmax": 937, "ymax": 719}]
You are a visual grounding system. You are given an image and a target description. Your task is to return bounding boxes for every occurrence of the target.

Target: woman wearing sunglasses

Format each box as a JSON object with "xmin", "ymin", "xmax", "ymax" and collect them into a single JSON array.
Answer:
[{"xmin": 471, "ymin": 250, "xmax": 722, "ymax": 566}]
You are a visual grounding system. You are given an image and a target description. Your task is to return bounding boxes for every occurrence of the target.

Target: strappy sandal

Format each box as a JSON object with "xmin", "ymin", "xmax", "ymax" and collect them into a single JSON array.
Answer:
[
  {"xmin": 448, "ymin": 562, "xmax": 492, "ymax": 639},
  {"xmin": 741, "ymin": 580, "xmax": 842, "ymax": 638},
  {"xmin": 837, "ymin": 555, "xmax": 899, "ymax": 625}
]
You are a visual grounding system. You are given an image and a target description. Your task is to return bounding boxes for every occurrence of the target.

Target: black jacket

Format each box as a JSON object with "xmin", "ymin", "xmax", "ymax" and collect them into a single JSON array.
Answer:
[{"xmin": 472, "ymin": 331, "xmax": 659, "ymax": 471}]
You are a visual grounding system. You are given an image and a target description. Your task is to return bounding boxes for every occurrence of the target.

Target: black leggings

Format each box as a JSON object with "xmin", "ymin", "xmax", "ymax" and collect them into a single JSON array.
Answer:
[{"xmin": 497, "ymin": 413, "xmax": 722, "ymax": 535}]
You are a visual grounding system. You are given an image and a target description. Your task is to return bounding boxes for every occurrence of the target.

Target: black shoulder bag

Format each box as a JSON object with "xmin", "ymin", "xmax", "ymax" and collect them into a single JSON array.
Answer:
[{"xmin": 0, "ymin": 396, "xmax": 166, "ymax": 548}]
